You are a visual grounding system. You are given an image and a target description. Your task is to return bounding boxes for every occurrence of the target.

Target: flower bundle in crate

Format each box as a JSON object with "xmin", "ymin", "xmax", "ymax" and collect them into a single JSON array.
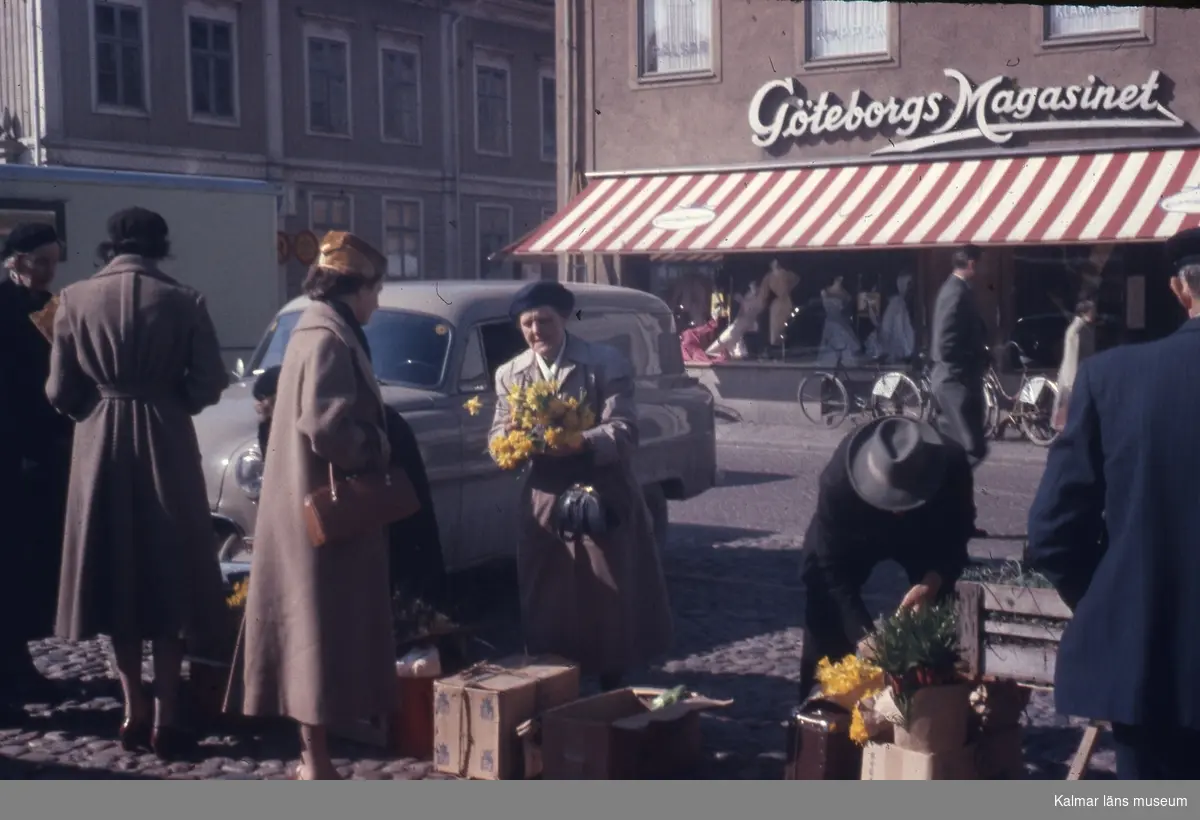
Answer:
[
  {"xmin": 464, "ymin": 378, "xmax": 597, "ymax": 470},
  {"xmin": 813, "ymin": 654, "xmax": 886, "ymax": 745},
  {"xmin": 866, "ymin": 601, "xmax": 972, "ymax": 754}
]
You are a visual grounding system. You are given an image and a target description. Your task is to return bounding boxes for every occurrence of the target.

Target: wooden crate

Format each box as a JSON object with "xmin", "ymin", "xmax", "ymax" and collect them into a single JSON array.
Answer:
[{"xmin": 956, "ymin": 581, "xmax": 1071, "ymax": 686}]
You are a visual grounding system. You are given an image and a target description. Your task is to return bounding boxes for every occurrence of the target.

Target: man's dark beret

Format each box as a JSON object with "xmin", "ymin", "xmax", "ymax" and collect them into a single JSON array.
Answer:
[
  {"xmin": 1166, "ymin": 226, "xmax": 1200, "ymax": 271},
  {"xmin": 509, "ymin": 280, "xmax": 575, "ymax": 321},
  {"xmin": 252, "ymin": 365, "xmax": 283, "ymax": 400},
  {"xmin": 1, "ymin": 222, "xmax": 59, "ymax": 260}
]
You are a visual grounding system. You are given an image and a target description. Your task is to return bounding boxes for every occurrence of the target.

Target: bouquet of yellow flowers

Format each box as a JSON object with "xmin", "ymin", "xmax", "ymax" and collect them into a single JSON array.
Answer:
[
  {"xmin": 463, "ymin": 378, "xmax": 597, "ymax": 470},
  {"xmin": 815, "ymin": 654, "xmax": 886, "ymax": 745}
]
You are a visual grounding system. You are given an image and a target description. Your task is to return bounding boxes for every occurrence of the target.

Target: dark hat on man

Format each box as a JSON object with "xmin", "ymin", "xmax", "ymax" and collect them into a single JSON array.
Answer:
[
  {"xmin": 1166, "ymin": 226, "xmax": 1200, "ymax": 271},
  {"xmin": 252, "ymin": 365, "xmax": 283, "ymax": 401},
  {"xmin": 107, "ymin": 207, "xmax": 170, "ymax": 248},
  {"xmin": 846, "ymin": 416, "xmax": 950, "ymax": 512},
  {"xmin": 509, "ymin": 280, "xmax": 575, "ymax": 321},
  {"xmin": 2, "ymin": 222, "xmax": 59, "ymax": 260}
]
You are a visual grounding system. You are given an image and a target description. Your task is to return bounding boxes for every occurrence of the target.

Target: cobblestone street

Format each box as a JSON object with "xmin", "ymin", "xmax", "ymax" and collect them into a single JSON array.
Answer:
[{"xmin": 1, "ymin": 422, "xmax": 1114, "ymax": 780}]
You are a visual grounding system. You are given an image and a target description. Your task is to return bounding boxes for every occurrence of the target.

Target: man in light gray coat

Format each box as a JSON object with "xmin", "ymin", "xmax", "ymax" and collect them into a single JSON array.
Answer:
[{"xmin": 930, "ymin": 244, "xmax": 990, "ymax": 469}]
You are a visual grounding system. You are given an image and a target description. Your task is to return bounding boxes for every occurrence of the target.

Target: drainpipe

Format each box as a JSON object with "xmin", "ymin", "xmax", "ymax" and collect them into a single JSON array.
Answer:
[{"xmin": 451, "ymin": 13, "xmax": 465, "ymax": 278}]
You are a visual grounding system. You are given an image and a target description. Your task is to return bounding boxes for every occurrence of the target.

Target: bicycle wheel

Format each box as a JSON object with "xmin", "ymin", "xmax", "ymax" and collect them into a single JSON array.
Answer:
[
  {"xmin": 1017, "ymin": 377, "xmax": 1060, "ymax": 447},
  {"xmin": 869, "ymin": 371, "xmax": 924, "ymax": 420},
  {"xmin": 981, "ymin": 382, "xmax": 1000, "ymax": 440},
  {"xmin": 798, "ymin": 372, "xmax": 850, "ymax": 428}
]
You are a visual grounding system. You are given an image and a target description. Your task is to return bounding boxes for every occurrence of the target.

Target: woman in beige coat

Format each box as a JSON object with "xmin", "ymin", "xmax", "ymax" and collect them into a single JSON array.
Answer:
[
  {"xmin": 490, "ymin": 281, "xmax": 673, "ymax": 691},
  {"xmin": 46, "ymin": 208, "xmax": 229, "ymax": 759},
  {"xmin": 1051, "ymin": 299, "xmax": 1098, "ymax": 431},
  {"xmin": 242, "ymin": 231, "xmax": 394, "ymax": 780}
]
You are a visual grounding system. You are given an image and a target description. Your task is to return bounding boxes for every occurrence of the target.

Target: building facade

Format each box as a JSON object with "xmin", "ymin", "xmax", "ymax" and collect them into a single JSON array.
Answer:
[
  {"xmin": 531, "ymin": 1, "xmax": 1200, "ymax": 378},
  {"xmin": 1, "ymin": 0, "xmax": 557, "ymax": 296}
]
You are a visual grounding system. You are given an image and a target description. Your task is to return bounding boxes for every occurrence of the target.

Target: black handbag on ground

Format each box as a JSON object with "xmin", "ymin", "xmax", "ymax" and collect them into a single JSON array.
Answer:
[{"xmin": 554, "ymin": 483, "xmax": 618, "ymax": 540}]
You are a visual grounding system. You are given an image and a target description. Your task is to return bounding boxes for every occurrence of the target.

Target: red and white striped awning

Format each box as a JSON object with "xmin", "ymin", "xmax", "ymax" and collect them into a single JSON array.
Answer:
[{"xmin": 509, "ymin": 147, "xmax": 1200, "ymax": 257}]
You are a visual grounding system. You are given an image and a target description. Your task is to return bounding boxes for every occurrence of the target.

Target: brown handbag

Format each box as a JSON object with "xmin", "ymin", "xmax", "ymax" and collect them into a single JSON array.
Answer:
[{"xmin": 304, "ymin": 461, "xmax": 421, "ymax": 548}]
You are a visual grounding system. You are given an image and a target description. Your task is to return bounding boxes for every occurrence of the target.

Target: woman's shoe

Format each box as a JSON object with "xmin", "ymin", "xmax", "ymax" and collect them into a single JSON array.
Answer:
[
  {"xmin": 150, "ymin": 725, "xmax": 198, "ymax": 761},
  {"xmin": 119, "ymin": 718, "xmax": 152, "ymax": 752}
]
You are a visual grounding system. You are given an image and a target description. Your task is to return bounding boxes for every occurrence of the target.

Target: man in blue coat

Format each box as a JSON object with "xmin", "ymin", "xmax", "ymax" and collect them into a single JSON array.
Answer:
[{"xmin": 1026, "ymin": 227, "xmax": 1200, "ymax": 780}]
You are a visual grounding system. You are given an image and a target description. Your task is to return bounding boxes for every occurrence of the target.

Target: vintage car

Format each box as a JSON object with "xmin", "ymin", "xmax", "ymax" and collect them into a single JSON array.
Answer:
[{"xmin": 193, "ymin": 281, "xmax": 717, "ymax": 569}]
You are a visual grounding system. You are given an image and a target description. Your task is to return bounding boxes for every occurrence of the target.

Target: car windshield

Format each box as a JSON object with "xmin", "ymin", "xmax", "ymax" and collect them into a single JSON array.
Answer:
[{"xmin": 248, "ymin": 308, "xmax": 452, "ymax": 389}]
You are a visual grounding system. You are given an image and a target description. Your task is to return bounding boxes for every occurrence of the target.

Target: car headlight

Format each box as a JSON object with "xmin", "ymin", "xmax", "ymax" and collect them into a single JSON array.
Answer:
[{"xmin": 234, "ymin": 446, "xmax": 264, "ymax": 501}]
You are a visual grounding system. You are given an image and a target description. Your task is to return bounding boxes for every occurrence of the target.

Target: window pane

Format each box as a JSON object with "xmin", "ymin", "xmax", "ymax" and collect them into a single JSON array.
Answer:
[
  {"xmin": 190, "ymin": 19, "xmax": 209, "ymax": 51},
  {"xmin": 402, "ymin": 202, "xmax": 418, "ymax": 226},
  {"xmin": 541, "ymin": 76, "xmax": 556, "ymax": 157},
  {"xmin": 385, "ymin": 202, "xmax": 401, "ymax": 228},
  {"xmin": 120, "ymin": 44, "xmax": 144, "ymax": 108},
  {"xmin": 192, "ymin": 56, "xmax": 212, "ymax": 114},
  {"xmin": 1046, "ymin": 5, "xmax": 1142, "ymax": 38},
  {"xmin": 311, "ymin": 197, "xmax": 328, "ymax": 225},
  {"xmin": 97, "ymin": 69, "xmax": 119, "ymax": 106},
  {"xmin": 641, "ymin": 0, "xmax": 713, "ymax": 75},
  {"xmin": 212, "ymin": 22, "xmax": 232, "ymax": 54},
  {"xmin": 95, "ymin": 4, "xmax": 116, "ymax": 36},
  {"xmin": 118, "ymin": 7, "xmax": 140, "ymax": 41},
  {"xmin": 331, "ymin": 198, "xmax": 347, "ymax": 225},
  {"xmin": 96, "ymin": 40, "xmax": 117, "ymax": 73},
  {"xmin": 808, "ymin": 0, "xmax": 889, "ymax": 60},
  {"xmin": 213, "ymin": 58, "xmax": 234, "ymax": 116}
]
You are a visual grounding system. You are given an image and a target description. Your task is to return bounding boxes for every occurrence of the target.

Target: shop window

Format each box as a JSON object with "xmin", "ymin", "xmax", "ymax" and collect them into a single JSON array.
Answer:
[
  {"xmin": 383, "ymin": 198, "xmax": 422, "ymax": 280},
  {"xmin": 310, "ymin": 192, "xmax": 353, "ymax": 234},
  {"xmin": 637, "ymin": 0, "xmax": 715, "ymax": 79},
  {"xmin": 1044, "ymin": 5, "xmax": 1143, "ymax": 40},
  {"xmin": 805, "ymin": 0, "xmax": 890, "ymax": 62},
  {"xmin": 477, "ymin": 204, "xmax": 513, "ymax": 279}
]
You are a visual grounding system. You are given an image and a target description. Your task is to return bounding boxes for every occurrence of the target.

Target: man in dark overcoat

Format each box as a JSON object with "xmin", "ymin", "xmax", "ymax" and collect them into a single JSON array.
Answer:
[
  {"xmin": 797, "ymin": 416, "xmax": 976, "ymax": 701},
  {"xmin": 0, "ymin": 223, "xmax": 74, "ymax": 715},
  {"xmin": 930, "ymin": 244, "xmax": 990, "ymax": 468},
  {"xmin": 1026, "ymin": 227, "xmax": 1200, "ymax": 780}
]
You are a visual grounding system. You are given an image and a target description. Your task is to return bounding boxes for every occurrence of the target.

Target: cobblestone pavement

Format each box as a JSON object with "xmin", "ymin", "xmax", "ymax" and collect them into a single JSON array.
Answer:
[{"xmin": 1, "ymin": 422, "xmax": 1113, "ymax": 780}]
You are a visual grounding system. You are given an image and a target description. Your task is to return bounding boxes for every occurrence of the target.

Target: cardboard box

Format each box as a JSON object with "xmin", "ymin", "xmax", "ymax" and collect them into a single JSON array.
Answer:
[
  {"xmin": 861, "ymin": 741, "xmax": 979, "ymax": 780},
  {"xmin": 539, "ymin": 687, "xmax": 733, "ymax": 779},
  {"xmin": 892, "ymin": 683, "xmax": 973, "ymax": 754},
  {"xmin": 432, "ymin": 655, "xmax": 579, "ymax": 780},
  {"xmin": 976, "ymin": 725, "xmax": 1024, "ymax": 779}
]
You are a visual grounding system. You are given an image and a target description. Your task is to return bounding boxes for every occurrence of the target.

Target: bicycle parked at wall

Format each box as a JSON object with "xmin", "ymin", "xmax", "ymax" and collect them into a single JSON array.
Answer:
[
  {"xmin": 982, "ymin": 341, "xmax": 1060, "ymax": 447},
  {"xmin": 797, "ymin": 349, "xmax": 922, "ymax": 429}
]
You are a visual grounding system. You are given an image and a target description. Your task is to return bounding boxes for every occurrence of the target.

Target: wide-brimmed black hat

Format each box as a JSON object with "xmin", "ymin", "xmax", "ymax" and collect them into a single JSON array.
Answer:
[
  {"xmin": 1166, "ymin": 226, "xmax": 1200, "ymax": 271},
  {"xmin": 846, "ymin": 416, "xmax": 949, "ymax": 512}
]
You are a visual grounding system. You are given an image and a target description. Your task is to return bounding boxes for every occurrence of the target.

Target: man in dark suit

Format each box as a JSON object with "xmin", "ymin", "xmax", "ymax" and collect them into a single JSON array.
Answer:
[
  {"xmin": 1026, "ymin": 226, "xmax": 1200, "ymax": 780},
  {"xmin": 797, "ymin": 416, "xmax": 976, "ymax": 701},
  {"xmin": 930, "ymin": 244, "xmax": 990, "ymax": 468}
]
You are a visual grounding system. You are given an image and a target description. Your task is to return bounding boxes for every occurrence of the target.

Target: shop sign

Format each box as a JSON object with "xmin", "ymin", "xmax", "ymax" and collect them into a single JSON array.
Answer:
[
  {"xmin": 651, "ymin": 206, "xmax": 716, "ymax": 231},
  {"xmin": 1160, "ymin": 186, "xmax": 1200, "ymax": 215},
  {"xmin": 749, "ymin": 69, "xmax": 1184, "ymax": 156}
]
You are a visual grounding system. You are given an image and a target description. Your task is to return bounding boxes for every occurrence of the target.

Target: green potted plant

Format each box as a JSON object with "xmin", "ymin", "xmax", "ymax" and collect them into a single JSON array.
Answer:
[{"xmin": 870, "ymin": 600, "xmax": 971, "ymax": 754}]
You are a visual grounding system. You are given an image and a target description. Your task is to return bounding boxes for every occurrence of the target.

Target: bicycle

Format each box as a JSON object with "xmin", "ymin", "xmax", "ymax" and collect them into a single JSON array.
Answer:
[
  {"xmin": 797, "ymin": 349, "xmax": 918, "ymax": 429},
  {"xmin": 982, "ymin": 341, "xmax": 1060, "ymax": 447}
]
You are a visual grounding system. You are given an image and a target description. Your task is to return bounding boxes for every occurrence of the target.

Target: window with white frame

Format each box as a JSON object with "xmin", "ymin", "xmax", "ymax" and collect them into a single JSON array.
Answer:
[
  {"xmin": 638, "ymin": 0, "xmax": 714, "ymax": 77},
  {"xmin": 475, "ymin": 52, "xmax": 511, "ymax": 156},
  {"xmin": 806, "ymin": 0, "xmax": 890, "ymax": 62},
  {"xmin": 306, "ymin": 29, "xmax": 351, "ymax": 136},
  {"xmin": 310, "ymin": 192, "xmax": 353, "ymax": 235},
  {"xmin": 1045, "ymin": 5, "xmax": 1143, "ymax": 39},
  {"xmin": 186, "ymin": 5, "xmax": 238, "ymax": 121},
  {"xmin": 380, "ymin": 40, "xmax": 421, "ymax": 144},
  {"xmin": 539, "ymin": 69, "xmax": 556, "ymax": 161},
  {"xmin": 383, "ymin": 198, "xmax": 422, "ymax": 279},
  {"xmin": 477, "ymin": 205, "xmax": 512, "ymax": 279},
  {"xmin": 93, "ymin": 0, "xmax": 148, "ymax": 110}
]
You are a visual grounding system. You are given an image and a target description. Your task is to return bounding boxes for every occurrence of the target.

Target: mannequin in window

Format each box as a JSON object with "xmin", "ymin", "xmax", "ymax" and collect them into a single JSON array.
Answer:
[
  {"xmin": 816, "ymin": 275, "xmax": 863, "ymax": 367},
  {"xmin": 865, "ymin": 274, "xmax": 916, "ymax": 364},
  {"xmin": 761, "ymin": 259, "xmax": 800, "ymax": 348}
]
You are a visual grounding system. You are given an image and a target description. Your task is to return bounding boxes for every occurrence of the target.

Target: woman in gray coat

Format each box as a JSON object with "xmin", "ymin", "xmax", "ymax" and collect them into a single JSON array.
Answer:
[
  {"xmin": 241, "ymin": 231, "xmax": 395, "ymax": 780},
  {"xmin": 490, "ymin": 281, "xmax": 673, "ymax": 691},
  {"xmin": 46, "ymin": 208, "xmax": 229, "ymax": 758}
]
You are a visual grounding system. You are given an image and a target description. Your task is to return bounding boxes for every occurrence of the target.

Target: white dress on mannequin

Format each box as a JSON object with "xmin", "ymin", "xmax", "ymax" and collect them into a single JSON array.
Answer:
[{"xmin": 866, "ymin": 274, "xmax": 916, "ymax": 363}]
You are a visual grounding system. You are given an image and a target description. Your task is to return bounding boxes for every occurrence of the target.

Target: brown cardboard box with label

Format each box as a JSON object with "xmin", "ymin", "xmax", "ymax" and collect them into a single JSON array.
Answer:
[
  {"xmin": 861, "ymin": 741, "xmax": 979, "ymax": 780},
  {"xmin": 432, "ymin": 655, "xmax": 579, "ymax": 780},
  {"xmin": 539, "ymin": 687, "xmax": 733, "ymax": 779}
]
